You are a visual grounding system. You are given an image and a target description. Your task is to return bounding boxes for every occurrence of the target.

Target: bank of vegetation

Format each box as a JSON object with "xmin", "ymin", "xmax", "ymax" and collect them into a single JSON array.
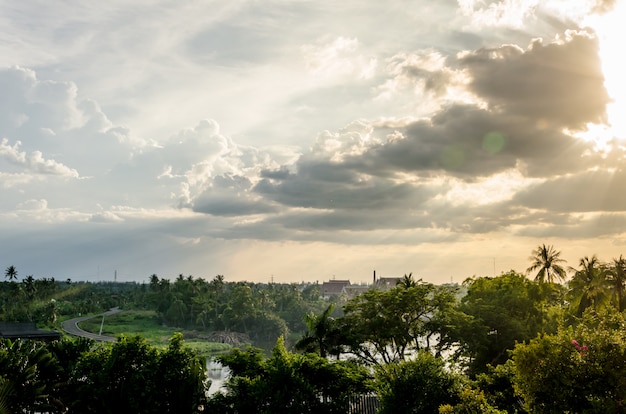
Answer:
[{"xmin": 1, "ymin": 245, "xmax": 626, "ymax": 413}]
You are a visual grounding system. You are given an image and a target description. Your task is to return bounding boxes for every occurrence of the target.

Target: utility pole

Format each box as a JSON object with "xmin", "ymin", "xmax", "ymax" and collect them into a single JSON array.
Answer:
[{"xmin": 99, "ymin": 313, "xmax": 105, "ymax": 336}]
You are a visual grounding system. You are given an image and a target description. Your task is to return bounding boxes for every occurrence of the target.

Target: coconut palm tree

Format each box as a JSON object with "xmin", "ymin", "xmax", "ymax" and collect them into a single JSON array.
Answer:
[
  {"xmin": 569, "ymin": 255, "xmax": 610, "ymax": 316},
  {"xmin": 526, "ymin": 244, "xmax": 567, "ymax": 283},
  {"xmin": 397, "ymin": 273, "xmax": 418, "ymax": 288},
  {"xmin": 22, "ymin": 275, "xmax": 36, "ymax": 300},
  {"xmin": 295, "ymin": 303, "xmax": 343, "ymax": 358},
  {"xmin": 607, "ymin": 255, "xmax": 626, "ymax": 312},
  {"xmin": 3, "ymin": 266, "xmax": 17, "ymax": 282}
]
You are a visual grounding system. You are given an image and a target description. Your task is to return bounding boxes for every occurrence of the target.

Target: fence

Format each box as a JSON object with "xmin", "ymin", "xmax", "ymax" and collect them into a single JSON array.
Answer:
[{"xmin": 348, "ymin": 394, "xmax": 380, "ymax": 414}]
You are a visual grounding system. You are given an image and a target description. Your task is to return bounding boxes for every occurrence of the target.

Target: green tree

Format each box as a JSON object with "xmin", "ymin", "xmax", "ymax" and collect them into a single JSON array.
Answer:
[
  {"xmin": 0, "ymin": 377, "xmax": 10, "ymax": 414},
  {"xmin": 568, "ymin": 255, "xmax": 610, "ymax": 316},
  {"xmin": 70, "ymin": 334, "xmax": 208, "ymax": 413},
  {"xmin": 295, "ymin": 303, "xmax": 343, "ymax": 358},
  {"xmin": 342, "ymin": 280, "xmax": 455, "ymax": 365},
  {"xmin": 397, "ymin": 272, "xmax": 418, "ymax": 288},
  {"xmin": 375, "ymin": 351, "xmax": 461, "ymax": 414},
  {"xmin": 512, "ymin": 309, "xmax": 626, "ymax": 413},
  {"xmin": 473, "ymin": 360, "xmax": 525, "ymax": 413},
  {"xmin": 154, "ymin": 333, "xmax": 209, "ymax": 413},
  {"xmin": 3, "ymin": 266, "xmax": 17, "ymax": 282},
  {"xmin": 0, "ymin": 339, "xmax": 61, "ymax": 413},
  {"xmin": 607, "ymin": 255, "xmax": 626, "ymax": 312},
  {"xmin": 22, "ymin": 275, "xmax": 36, "ymax": 300},
  {"xmin": 211, "ymin": 336, "xmax": 372, "ymax": 413},
  {"xmin": 166, "ymin": 297, "xmax": 188, "ymax": 327},
  {"xmin": 526, "ymin": 244, "xmax": 567, "ymax": 283},
  {"xmin": 439, "ymin": 388, "xmax": 506, "ymax": 414},
  {"xmin": 442, "ymin": 272, "xmax": 549, "ymax": 375}
]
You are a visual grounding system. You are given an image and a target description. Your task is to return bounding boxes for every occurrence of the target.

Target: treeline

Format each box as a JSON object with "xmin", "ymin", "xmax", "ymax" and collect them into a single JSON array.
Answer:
[
  {"xmin": 144, "ymin": 274, "xmax": 327, "ymax": 347},
  {"xmin": 0, "ymin": 269, "xmax": 331, "ymax": 349},
  {"xmin": 3, "ymin": 245, "xmax": 626, "ymax": 412},
  {"xmin": 0, "ymin": 333, "xmax": 207, "ymax": 413}
]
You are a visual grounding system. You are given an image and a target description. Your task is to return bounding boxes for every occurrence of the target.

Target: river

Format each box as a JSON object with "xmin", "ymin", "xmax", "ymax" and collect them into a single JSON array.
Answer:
[{"xmin": 207, "ymin": 359, "xmax": 229, "ymax": 394}]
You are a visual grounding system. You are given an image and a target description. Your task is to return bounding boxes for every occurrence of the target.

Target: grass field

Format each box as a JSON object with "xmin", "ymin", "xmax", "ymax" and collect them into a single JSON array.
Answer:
[{"xmin": 77, "ymin": 310, "xmax": 232, "ymax": 357}]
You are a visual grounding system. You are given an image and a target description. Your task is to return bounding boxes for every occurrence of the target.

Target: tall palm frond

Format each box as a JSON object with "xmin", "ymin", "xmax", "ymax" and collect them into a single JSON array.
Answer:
[
  {"xmin": 608, "ymin": 255, "xmax": 626, "ymax": 312},
  {"xmin": 397, "ymin": 273, "xmax": 418, "ymax": 288},
  {"xmin": 0, "ymin": 377, "xmax": 11, "ymax": 414},
  {"xmin": 569, "ymin": 255, "xmax": 610, "ymax": 316},
  {"xmin": 527, "ymin": 244, "xmax": 567, "ymax": 283},
  {"xmin": 295, "ymin": 304, "xmax": 342, "ymax": 358},
  {"xmin": 4, "ymin": 266, "xmax": 17, "ymax": 282}
]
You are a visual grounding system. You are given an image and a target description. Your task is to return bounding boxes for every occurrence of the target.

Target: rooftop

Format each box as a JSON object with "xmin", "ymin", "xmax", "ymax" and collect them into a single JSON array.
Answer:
[{"xmin": 0, "ymin": 322, "xmax": 62, "ymax": 341}]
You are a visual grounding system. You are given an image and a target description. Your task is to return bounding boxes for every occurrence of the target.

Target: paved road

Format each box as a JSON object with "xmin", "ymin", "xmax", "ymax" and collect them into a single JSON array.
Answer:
[{"xmin": 61, "ymin": 307, "xmax": 122, "ymax": 342}]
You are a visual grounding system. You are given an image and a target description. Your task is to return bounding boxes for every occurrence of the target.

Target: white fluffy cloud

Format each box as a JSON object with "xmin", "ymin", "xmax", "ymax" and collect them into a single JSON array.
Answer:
[{"xmin": 0, "ymin": 138, "xmax": 79, "ymax": 178}]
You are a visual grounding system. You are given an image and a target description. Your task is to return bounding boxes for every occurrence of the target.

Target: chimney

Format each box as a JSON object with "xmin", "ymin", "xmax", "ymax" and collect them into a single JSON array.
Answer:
[{"xmin": 373, "ymin": 270, "xmax": 376, "ymax": 285}]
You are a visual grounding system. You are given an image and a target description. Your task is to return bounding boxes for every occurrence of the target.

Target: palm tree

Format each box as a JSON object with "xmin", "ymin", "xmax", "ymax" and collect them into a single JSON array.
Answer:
[
  {"xmin": 607, "ymin": 255, "xmax": 626, "ymax": 312},
  {"xmin": 526, "ymin": 244, "xmax": 567, "ymax": 283},
  {"xmin": 22, "ymin": 275, "xmax": 36, "ymax": 300},
  {"xmin": 569, "ymin": 255, "xmax": 610, "ymax": 316},
  {"xmin": 295, "ymin": 304, "xmax": 343, "ymax": 358},
  {"xmin": 397, "ymin": 273, "xmax": 418, "ymax": 288},
  {"xmin": 4, "ymin": 266, "xmax": 17, "ymax": 282}
]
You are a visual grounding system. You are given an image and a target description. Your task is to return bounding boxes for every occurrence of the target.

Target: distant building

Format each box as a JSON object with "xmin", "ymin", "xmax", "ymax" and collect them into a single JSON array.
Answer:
[
  {"xmin": 374, "ymin": 277, "xmax": 402, "ymax": 289},
  {"xmin": 372, "ymin": 270, "xmax": 402, "ymax": 290},
  {"xmin": 321, "ymin": 280, "xmax": 351, "ymax": 300},
  {"xmin": 343, "ymin": 284, "xmax": 370, "ymax": 299},
  {"xmin": 0, "ymin": 322, "xmax": 61, "ymax": 341}
]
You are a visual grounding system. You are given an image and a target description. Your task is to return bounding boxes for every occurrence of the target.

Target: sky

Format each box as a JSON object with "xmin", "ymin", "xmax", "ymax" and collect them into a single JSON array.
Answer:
[{"xmin": 1, "ymin": 0, "xmax": 625, "ymax": 284}]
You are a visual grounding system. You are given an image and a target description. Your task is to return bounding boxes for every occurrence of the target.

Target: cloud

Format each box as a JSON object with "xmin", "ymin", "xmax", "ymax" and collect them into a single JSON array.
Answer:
[
  {"xmin": 0, "ymin": 66, "xmax": 137, "ymax": 177},
  {"xmin": 302, "ymin": 36, "xmax": 378, "ymax": 81},
  {"xmin": 514, "ymin": 168, "xmax": 626, "ymax": 212},
  {"xmin": 89, "ymin": 211, "xmax": 124, "ymax": 223},
  {"xmin": 16, "ymin": 198, "xmax": 48, "ymax": 210},
  {"xmin": 459, "ymin": 31, "xmax": 609, "ymax": 130},
  {"xmin": 0, "ymin": 1, "xmax": 623, "ymax": 282},
  {"xmin": 192, "ymin": 174, "xmax": 278, "ymax": 216},
  {"xmin": 0, "ymin": 138, "xmax": 79, "ymax": 178},
  {"xmin": 457, "ymin": 0, "xmax": 541, "ymax": 29}
]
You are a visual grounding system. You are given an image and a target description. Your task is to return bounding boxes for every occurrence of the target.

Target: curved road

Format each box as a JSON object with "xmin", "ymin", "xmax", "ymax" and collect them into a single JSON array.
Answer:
[{"xmin": 61, "ymin": 307, "xmax": 122, "ymax": 342}]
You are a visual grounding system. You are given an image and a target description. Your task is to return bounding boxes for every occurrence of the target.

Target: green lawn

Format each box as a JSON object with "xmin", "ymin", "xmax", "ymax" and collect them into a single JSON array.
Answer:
[{"xmin": 77, "ymin": 310, "xmax": 232, "ymax": 356}]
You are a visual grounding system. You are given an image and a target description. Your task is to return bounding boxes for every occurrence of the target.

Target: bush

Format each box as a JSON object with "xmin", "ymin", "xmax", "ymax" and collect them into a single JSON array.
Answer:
[
  {"xmin": 512, "ymin": 309, "xmax": 626, "ymax": 413},
  {"xmin": 375, "ymin": 351, "xmax": 461, "ymax": 414}
]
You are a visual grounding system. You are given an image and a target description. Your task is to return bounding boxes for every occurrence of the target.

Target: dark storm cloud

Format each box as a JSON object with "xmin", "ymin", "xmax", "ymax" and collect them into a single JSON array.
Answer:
[{"xmin": 460, "ymin": 32, "xmax": 609, "ymax": 130}]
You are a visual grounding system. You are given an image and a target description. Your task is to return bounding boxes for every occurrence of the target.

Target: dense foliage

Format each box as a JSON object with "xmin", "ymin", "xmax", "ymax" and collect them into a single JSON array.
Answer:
[
  {"xmin": 4, "ymin": 244, "xmax": 626, "ymax": 412},
  {"xmin": 209, "ymin": 336, "xmax": 372, "ymax": 414},
  {"xmin": 0, "ymin": 334, "xmax": 208, "ymax": 413},
  {"xmin": 374, "ymin": 351, "xmax": 461, "ymax": 413}
]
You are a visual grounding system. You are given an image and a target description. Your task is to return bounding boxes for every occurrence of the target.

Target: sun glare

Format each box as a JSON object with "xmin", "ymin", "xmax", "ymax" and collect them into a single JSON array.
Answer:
[{"xmin": 582, "ymin": 1, "xmax": 626, "ymax": 145}]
